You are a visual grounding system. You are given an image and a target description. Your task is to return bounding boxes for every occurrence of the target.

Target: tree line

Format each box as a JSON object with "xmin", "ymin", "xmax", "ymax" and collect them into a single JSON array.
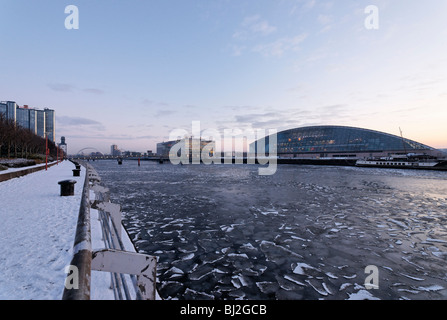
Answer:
[{"xmin": 0, "ymin": 113, "xmax": 62, "ymax": 159}]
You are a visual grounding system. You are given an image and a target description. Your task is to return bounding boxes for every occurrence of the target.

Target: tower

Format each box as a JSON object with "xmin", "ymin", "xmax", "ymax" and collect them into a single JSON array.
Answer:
[{"xmin": 59, "ymin": 136, "xmax": 68, "ymax": 155}]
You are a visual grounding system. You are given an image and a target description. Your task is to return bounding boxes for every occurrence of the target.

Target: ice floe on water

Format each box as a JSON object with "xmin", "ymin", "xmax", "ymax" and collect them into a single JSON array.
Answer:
[{"xmin": 92, "ymin": 161, "xmax": 447, "ymax": 300}]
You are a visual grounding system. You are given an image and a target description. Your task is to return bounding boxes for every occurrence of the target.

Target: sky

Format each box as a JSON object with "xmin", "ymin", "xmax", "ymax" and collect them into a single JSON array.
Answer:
[{"xmin": 1, "ymin": 0, "xmax": 446, "ymax": 154}]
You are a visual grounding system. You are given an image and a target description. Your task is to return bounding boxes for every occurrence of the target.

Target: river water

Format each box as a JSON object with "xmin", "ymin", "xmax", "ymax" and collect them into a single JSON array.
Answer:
[{"xmin": 91, "ymin": 160, "xmax": 447, "ymax": 300}]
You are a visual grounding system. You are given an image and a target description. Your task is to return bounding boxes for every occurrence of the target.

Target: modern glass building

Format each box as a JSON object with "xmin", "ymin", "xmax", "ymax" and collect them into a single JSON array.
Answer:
[
  {"xmin": 0, "ymin": 102, "xmax": 7, "ymax": 118},
  {"xmin": 0, "ymin": 101, "xmax": 17, "ymax": 121},
  {"xmin": 250, "ymin": 125, "xmax": 442, "ymax": 159},
  {"xmin": 44, "ymin": 108, "xmax": 55, "ymax": 142},
  {"xmin": 36, "ymin": 109, "xmax": 46, "ymax": 138},
  {"xmin": 59, "ymin": 136, "xmax": 68, "ymax": 155},
  {"xmin": 16, "ymin": 107, "xmax": 29, "ymax": 130},
  {"xmin": 1, "ymin": 100, "xmax": 55, "ymax": 141},
  {"xmin": 157, "ymin": 138, "xmax": 214, "ymax": 160},
  {"xmin": 11, "ymin": 106, "xmax": 37, "ymax": 134}
]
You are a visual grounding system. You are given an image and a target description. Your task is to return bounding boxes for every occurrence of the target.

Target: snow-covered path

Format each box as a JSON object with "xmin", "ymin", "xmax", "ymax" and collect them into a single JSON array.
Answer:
[{"xmin": 0, "ymin": 161, "xmax": 84, "ymax": 299}]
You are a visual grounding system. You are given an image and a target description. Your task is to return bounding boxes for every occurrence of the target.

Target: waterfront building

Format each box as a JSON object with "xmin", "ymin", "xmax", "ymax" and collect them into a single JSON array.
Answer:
[
  {"xmin": 1, "ymin": 100, "xmax": 55, "ymax": 141},
  {"xmin": 156, "ymin": 140, "xmax": 177, "ymax": 157},
  {"xmin": 0, "ymin": 101, "xmax": 17, "ymax": 121},
  {"xmin": 16, "ymin": 107, "xmax": 29, "ymax": 130},
  {"xmin": 36, "ymin": 109, "xmax": 46, "ymax": 138},
  {"xmin": 111, "ymin": 144, "xmax": 122, "ymax": 156},
  {"xmin": 0, "ymin": 102, "xmax": 5, "ymax": 116},
  {"xmin": 250, "ymin": 125, "xmax": 445, "ymax": 159},
  {"xmin": 16, "ymin": 106, "xmax": 37, "ymax": 134},
  {"xmin": 58, "ymin": 136, "xmax": 67, "ymax": 155},
  {"xmin": 44, "ymin": 108, "xmax": 55, "ymax": 142},
  {"xmin": 29, "ymin": 108, "xmax": 37, "ymax": 134},
  {"xmin": 157, "ymin": 138, "xmax": 214, "ymax": 159}
]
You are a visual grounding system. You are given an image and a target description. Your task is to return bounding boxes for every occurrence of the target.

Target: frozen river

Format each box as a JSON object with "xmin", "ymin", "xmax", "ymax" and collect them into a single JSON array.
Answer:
[{"xmin": 91, "ymin": 160, "xmax": 447, "ymax": 300}]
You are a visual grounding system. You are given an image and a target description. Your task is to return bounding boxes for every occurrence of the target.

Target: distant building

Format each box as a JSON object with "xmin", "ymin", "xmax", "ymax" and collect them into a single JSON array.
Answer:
[
  {"xmin": 36, "ymin": 110, "xmax": 46, "ymax": 138},
  {"xmin": 58, "ymin": 136, "xmax": 68, "ymax": 155},
  {"xmin": 156, "ymin": 141, "xmax": 177, "ymax": 157},
  {"xmin": 0, "ymin": 101, "xmax": 17, "ymax": 121},
  {"xmin": 0, "ymin": 100, "xmax": 55, "ymax": 141},
  {"xmin": 44, "ymin": 108, "xmax": 55, "ymax": 142},
  {"xmin": 0, "ymin": 102, "xmax": 5, "ymax": 116},
  {"xmin": 110, "ymin": 144, "xmax": 121, "ymax": 156},
  {"xmin": 122, "ymin": 151, "xmax": 142, "ymax": 157},
  {"xmin": 16, "ymin": 105, "xmax": 37, "ymax": 134},
  {"xmin": 250, "ymin": 125, "xmax": 445, "ymax": 159},
  {"xmin": 157, "ymin": 138, "xmax": 214, "ymax": 160},
  {"xmin": 91, "ymin": 152, "xmax": 103, "ymax": 157}
]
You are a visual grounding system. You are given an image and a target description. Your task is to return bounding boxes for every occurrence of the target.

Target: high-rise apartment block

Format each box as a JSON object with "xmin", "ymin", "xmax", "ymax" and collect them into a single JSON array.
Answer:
[
  {"xmin": 111, "ymin": 144, "xmax": 121, "ymax": 156},
  {"xmin": 0, "ymin": 100, "xmax": 55, "ymax": 142}
]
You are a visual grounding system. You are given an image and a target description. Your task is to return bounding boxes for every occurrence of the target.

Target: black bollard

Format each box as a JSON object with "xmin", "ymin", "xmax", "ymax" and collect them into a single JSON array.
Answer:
[
  {"xmin": 58, "ymin": 180, "xmax": 77, "ymax": 196},
  {"xmin": 72, "ymin": 168, "xmax": 81, "ymax": 176}
]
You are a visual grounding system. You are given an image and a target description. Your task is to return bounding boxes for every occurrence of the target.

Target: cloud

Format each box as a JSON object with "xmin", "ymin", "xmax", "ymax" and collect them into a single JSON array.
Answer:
[
  {"xmin": 48, "ymin": 83, "xmax": 105, "ymax": 95},
  {"xmin": 229, "ymin": 44, "xmax": 246, "ymax": 56},
  {"xmin": 66, "ymin": 133, "xmax": 160, "ymax": 141},
  {"xmin": 154, "ymin": 109, "xmax": 176, "ymax": 118},
  {"xmin": 141, "ymin": 99, "xmax": 170, "ymax": 108},
  {"xmin": 213, "ymin": 103, "xmax": 355, "ymax": 135},
  {"xmin": 48, "ymin": 83, "xmax": 75, "ymax": 92},
  {"xmin": 231, "ymin": 14, "xmax": 308, "ymax": 58},
  {"xmin": 317, "ymin": 14, "xmax": 333, "ymax": 25},
  {"xmin": 252, "ymin": 34, "xmax": 308, "ymax": 57},
  {"xmin": 233, "ymin": 15, "xmax": 277, "ymax": 40},
  {"xmin": 57, "ymin": 116, "xmax": 105, "ymax": 131},
  {"xmin": 83, "ymin": 88, "xmax": 105, "ymax": 95},
  {"xmin": 249, "ymin": 19, "xmax": 277, "ymax": 36}
]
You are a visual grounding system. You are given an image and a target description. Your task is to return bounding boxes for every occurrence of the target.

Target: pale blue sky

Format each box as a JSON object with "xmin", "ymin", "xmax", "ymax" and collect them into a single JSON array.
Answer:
[{"xmin": 1, "ymin": 0, "xmax": 446, "ymax": 154}]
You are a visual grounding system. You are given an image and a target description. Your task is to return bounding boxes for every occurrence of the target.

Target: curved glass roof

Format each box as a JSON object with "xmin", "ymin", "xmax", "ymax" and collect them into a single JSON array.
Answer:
[{"xmin": 252, "ymin": 126, "xmax": 434, "ymax": 154}]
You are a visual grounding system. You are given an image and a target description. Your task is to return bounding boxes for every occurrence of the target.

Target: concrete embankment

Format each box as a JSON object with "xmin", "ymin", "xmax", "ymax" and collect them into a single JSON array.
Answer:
[{"xmin": 0, "ymin": 161, "xmax": 59, "ymax": 182}]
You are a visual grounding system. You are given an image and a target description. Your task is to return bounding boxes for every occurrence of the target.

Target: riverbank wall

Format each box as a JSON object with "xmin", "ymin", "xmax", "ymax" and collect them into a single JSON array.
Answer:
[{"xmin": 0, "ymin": 161, "xmax": 59, "ymax": 182}]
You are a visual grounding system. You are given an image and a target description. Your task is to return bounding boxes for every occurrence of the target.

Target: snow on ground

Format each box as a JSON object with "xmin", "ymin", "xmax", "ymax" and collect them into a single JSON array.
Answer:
[
  {"xmin": 0, "ymin": 161, "xmax": 84, "ymax": 299},
  {"xmin": 0, "ymin": 160, "xmax": 160, "ymax": 300}
]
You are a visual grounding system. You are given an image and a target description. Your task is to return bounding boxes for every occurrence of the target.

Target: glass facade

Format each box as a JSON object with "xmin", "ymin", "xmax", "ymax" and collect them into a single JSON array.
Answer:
[
  {"xmin": 157, "ymin": 138, "xmax": 214, "ymax": 158},
  {"xmin": 251, "ymin": 126, "xmax": 434, "ymax": 155},
  {"xmin": 44, "ymin": 108, "xmax": 55, "ymax": 142},
  {"xmin": 29, "ymin": 109, "xmax": 37, "ymax": 134},
  {"xmin": 1, "ymin": 101, "xmax": 53, "ymax": 138},
  {"xmin": 16, "ymin": 108, "xmax": 30, "ymax": 129},
  {"xmin": 15, "ymin": 108, "xmax": 37, "ymax": 133},
  {"xmin": 0, "ymin": 103, "xmax": 6, "ymax": 116},
  {"xmin": 6, "ymin": 101, "xmax": 17, "ymax": 121},
  {"xmin": 36, "ymin": 110, "xmax": 46, "ymax": 138},
  {"xmin": 0, "ymin": 101, "xmax": 17, "ymax": 120}
]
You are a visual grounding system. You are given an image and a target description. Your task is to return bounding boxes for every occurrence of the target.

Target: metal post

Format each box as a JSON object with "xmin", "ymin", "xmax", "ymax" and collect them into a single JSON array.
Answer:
[
  {"xmin": 62, "ymin": 163, "xmax": 92, "ymax": 300},
  {"xmin": 45, "ymin": 135, "xmax": 48, "ymax": 171}
]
